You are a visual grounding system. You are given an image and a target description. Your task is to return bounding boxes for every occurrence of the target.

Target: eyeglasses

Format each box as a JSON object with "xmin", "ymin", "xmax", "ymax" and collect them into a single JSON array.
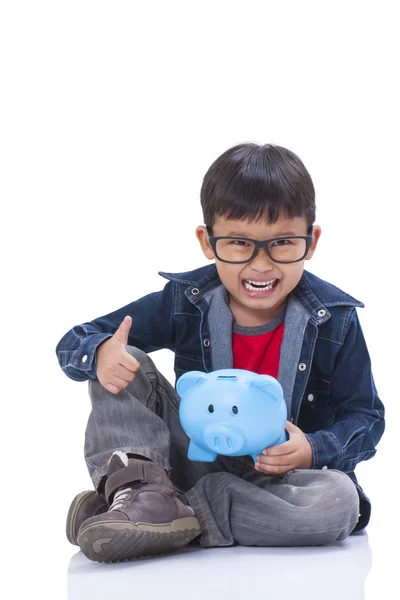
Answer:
[{"xmin": 206, "ymin": 234, "xmax": 313, "ymax": 264}]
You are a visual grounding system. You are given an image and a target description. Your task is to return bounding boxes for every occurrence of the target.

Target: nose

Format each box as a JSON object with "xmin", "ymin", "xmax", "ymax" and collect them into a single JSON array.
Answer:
[
  {"xmin": 250, "ymin": 246, "xmax": 275, "ymax": 270},
  {"xmin": 203, "ymin": 424, "xmax": 245, "ymax": 454}
]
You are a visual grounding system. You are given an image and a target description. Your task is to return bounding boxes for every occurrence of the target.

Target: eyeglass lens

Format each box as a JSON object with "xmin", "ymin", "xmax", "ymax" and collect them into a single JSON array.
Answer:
[{"xmin": 215, "ymin": 237, "xmax": 307, "ymax": 263}]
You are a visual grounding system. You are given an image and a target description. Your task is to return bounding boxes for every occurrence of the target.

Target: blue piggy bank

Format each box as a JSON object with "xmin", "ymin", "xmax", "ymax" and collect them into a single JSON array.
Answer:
[{"xmin": 177, "ymin": 368, "xmax": 288, "ymax": 463}]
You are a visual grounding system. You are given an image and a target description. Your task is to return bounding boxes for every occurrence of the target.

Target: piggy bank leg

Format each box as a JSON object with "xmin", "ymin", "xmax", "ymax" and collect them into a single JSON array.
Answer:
[
  {"xmin": 250, "ymin": 453, "xmax": 261, "ymax": 464},
  {"xmin": 188, "ymin": 441, "xmax": 217, "ymax": 462}
]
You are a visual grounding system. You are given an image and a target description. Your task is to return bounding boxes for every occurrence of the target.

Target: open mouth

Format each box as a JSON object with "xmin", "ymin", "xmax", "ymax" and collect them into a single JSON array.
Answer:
[{"xmin": 242, "ymin": 278, "xmax": 279, "ymax": 292}]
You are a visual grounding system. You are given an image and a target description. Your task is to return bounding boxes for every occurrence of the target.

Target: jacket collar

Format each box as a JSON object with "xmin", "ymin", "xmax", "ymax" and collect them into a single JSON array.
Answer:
[{"xmin": 158, "ymin": 263, "xmax": 364, "ymax": 324}]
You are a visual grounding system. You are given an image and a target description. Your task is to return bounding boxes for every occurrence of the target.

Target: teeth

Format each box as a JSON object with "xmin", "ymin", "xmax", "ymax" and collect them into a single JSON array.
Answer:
[
  {"xmin": 244, "ymin": 278, "xmax": 277, "ymax": 291},
  {"xmin": 247, "ymin": 279, "xmax": 276, "ymax": 285}
]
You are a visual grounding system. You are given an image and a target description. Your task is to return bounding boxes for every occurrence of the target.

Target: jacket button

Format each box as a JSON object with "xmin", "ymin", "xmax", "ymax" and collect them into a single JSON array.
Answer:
[
  {"xmin": 298, "ymin": 362, "xmax": 307, "ymax": 371},
  {"xmin": 203, "ymin": 339, "xmax": 210, "ymax": 347},
  {"xmin": 191, "ymin": 288, "xmax": 200, "ymax": 295},
  {"xmin": 318, "ymin": 309, "xmax": 326, "ymax": 317},
  {"xmin": 82, "ymin": 355, "xmax": 88, "ymax": 363},
  {"xmin": 307, "ymin": 393, "xmax": 314, "ymax": 402}
]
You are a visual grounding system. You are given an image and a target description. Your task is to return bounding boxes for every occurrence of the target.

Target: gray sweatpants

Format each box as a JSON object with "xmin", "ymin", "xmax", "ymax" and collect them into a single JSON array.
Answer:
[{"xmin": 84, "ymin": 346, "xmax": 360, "ymax": 548}]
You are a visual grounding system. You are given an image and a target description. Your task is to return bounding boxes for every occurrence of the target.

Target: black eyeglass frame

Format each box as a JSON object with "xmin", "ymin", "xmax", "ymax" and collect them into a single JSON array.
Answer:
[{"xmin": 206, "ymin": 234, "xmax": 314, "ymax": 264}]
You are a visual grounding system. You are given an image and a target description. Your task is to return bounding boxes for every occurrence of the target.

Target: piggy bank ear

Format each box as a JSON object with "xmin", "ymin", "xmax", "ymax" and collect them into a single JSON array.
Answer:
[
  {"xmin": 176, "ymin": 371, "xmax": 208, "ymax": 396},
  {"xmin": 250, "ymin": 374, "xmax": 283, "ymax": 400}
]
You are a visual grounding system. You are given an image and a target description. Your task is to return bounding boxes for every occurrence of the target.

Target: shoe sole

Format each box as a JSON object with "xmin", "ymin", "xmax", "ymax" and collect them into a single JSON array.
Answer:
[
  {"xmin": 77, "ymin": 517, "xmax": 201, "ymax": 562},
  {"xmin": 66, "ymin": 491, "xmax": 97, "ymax": 546}
]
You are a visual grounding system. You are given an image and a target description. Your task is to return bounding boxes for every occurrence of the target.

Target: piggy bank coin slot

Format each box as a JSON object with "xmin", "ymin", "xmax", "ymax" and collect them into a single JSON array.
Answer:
[{"xmin": 217, "ymin": 376, "xmax": 238, "ymax": 380}]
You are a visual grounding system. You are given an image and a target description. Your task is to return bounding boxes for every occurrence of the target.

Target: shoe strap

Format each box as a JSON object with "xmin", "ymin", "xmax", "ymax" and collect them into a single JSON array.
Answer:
[{"xmin": 105, "ymin": 464, "xmax": 146, "ymax": 504}]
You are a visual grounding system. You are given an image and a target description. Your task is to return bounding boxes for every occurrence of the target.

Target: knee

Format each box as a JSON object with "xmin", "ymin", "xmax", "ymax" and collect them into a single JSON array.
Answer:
[
  {"xmin": 321, "ymin": 470, "xmax": 360, "ymax": 526},
  {"xmin": 330, "ymin": 471, "xmax": 359, "ymax": 505}
]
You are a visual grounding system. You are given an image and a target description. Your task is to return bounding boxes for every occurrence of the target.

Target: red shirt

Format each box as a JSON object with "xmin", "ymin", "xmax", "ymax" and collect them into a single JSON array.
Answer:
[{"xmin": 232, "ymin": 316, "xmax": 285, "ymax": 378}]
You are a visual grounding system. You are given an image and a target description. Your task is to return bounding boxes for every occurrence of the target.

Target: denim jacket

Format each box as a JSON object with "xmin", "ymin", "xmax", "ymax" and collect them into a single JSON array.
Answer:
[{"xmin": 55, "ymin": 264, "xmax": 385, "ymax": 531}]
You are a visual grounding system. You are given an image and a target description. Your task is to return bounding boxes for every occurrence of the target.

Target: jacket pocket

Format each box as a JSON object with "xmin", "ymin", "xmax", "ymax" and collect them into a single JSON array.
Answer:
[
  {"xmin": 297, "ymin": 377, "xmax": 335, "ymax": 433},
  {"xmin": 174, "ymin": 353, "xmax": 205, "ymax": 380}
]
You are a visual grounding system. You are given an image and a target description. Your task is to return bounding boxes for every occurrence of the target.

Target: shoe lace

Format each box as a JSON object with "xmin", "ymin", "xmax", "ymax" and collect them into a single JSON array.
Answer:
[{"xmin": 109, "ymin": 487, "xmax": 133, "ymax": 512}]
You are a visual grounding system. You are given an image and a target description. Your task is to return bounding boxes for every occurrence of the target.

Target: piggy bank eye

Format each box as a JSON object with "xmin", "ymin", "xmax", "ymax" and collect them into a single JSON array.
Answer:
[
  {"xmin": 232, "ymin": 406, "xmax": 239, "ymax": 415},
  {"xmin": 208, "ymin": 404, "xmax": 214, "ymax": 413}
]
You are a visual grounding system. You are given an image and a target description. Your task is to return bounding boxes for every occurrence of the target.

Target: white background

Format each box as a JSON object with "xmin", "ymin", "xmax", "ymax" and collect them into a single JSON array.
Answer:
[{"xmin": 1, "ymin": 2, "xmax": 398, "ymax": 598}]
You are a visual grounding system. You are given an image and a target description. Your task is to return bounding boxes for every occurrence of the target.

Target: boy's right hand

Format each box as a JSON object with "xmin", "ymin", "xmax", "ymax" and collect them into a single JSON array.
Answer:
[{"xmin": 95, "ymin": 315, "xmax": 140, "ymax": 395}]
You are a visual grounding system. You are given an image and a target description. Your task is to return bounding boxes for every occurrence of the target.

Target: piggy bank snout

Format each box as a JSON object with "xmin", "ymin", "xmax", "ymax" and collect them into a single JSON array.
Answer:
[{"xmin": 203, "ymin": 423, "xmax": 246, "ymax": 455}]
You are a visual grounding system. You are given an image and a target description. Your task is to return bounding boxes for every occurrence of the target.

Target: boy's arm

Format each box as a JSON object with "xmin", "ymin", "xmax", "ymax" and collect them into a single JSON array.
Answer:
[
  {"xmin": 305, "ymin": 309, "xmax": 385, "ymax": 473},
  {"xmin": 55, "ymin": 280, "xmax": 175, "ymax": 382}
]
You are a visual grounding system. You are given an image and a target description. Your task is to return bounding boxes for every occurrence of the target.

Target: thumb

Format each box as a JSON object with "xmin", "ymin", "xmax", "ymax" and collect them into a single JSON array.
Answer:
[
  {"xmin": 114, "ymin": 315, "xmax": 132, "ymax": 346},
  {"xmin": 285, "ymin": 421, "xmax": 298, "ymax": 432}
]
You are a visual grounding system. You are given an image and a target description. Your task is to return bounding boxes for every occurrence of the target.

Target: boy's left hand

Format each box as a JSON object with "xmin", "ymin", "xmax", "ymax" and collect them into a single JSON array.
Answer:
[{"xmin": 254, "ymin": 421, "xmax": 313, "ymax": 475}]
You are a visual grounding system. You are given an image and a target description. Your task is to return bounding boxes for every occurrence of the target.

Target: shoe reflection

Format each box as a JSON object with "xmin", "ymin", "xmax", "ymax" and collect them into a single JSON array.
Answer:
[{"xmin": 67, "ymin": 531, "xmax": 371, "ymax": 600}]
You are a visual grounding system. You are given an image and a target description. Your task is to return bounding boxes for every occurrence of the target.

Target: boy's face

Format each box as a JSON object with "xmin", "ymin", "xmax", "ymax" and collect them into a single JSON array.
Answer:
[{"xmin": 196, "ymin": 215, "xmax": 321, "ymax": 326}]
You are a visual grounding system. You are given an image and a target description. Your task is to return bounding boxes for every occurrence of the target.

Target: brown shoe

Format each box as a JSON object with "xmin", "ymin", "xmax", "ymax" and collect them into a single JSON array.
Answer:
[
  {"xmin": 66, "ymin": 491, "xmax": 108, "ymax": 546},
  {"xmin": 76, "ymin": 452, "xmax": 201, "ymax": 563}
]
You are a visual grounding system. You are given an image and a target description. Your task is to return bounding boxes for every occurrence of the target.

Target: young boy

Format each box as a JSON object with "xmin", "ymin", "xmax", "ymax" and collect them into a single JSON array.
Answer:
[{"xmin": 56, "ymin": 143, "xmax": 385, "ymax": 563}]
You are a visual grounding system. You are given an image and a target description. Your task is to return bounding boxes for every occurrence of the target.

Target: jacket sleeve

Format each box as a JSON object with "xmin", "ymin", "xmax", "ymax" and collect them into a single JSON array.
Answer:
[
  {"xmin": 55, "ymin": 280, "xmax": 176, "ymax": 382},
  {"xmin": 305, "ymin": 309, "xmax": 385, "ymax": 472}
]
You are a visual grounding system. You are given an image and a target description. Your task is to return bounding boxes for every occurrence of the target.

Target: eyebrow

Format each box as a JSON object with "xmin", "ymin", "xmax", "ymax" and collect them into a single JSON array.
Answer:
[{"xmin": 226, "ymin": 230, "xmax": 298, "ymax": 237}]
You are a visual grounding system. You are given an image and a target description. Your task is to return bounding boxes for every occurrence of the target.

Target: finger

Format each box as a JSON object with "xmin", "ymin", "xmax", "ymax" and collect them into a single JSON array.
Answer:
[
  {"xmin": 262, "ymin": 442, "xmax": 294, "ymax": 456},
  {"xmin": 109, "ymin": 374, "xmax": 132, "ymax": 388},
  {"xmin": 120, "ymin": 353, "xmax": 140, "ymax": 373},
  {"xmin": 255, "ymin": 463, "xmax": 294, "ymax": 475},
  {"xmin": 115, "ymin": 362, "xmax": 139, "ymax": 382},
  {"xmin": 257, "ymin": 451, "xmax": 297, "ymax": 466},
  {"xmin": 103, "ymin": 382, "xmax": 121, "ymax": 395}
]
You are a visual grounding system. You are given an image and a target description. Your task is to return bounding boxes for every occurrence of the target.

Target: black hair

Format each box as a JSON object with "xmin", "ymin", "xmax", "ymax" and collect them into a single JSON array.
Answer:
[{"xmin": 200, "ymin": 143, "xmax": 315, "ymax": 235}]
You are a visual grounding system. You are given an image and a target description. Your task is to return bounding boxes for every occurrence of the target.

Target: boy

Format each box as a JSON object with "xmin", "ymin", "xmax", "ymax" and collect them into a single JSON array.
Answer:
[{"xmin": 56, "ymin": 143, "xmax": 385, "ymax": 563}]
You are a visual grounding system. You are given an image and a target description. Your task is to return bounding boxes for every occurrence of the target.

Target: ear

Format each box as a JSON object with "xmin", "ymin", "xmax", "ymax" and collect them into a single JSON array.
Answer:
[
  {"xmin": 176, "ymin": 371, "xmax": 208, "ymax": 396},
  {"xmin": 305, "ymin": 224, "xmax": 322, "ymax": 261},
  {"xmin": 195, "ymin": 225, "xmax": 215, "ymax": 261},
  {"xmin": 250, "ymin": 374, "xmax": 283, "ymax": 401}
]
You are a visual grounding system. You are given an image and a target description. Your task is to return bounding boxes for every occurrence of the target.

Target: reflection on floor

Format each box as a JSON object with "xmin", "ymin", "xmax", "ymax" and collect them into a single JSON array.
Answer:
[{"xmin": 68, "ymin": 530, "xmax": 371, "ymax": 600}]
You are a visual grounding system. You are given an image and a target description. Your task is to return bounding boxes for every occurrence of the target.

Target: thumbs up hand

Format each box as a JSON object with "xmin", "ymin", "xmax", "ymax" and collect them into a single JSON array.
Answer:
[{"xmin": 95, "ymin": 315, "xmax": 141, "ymax": 395}]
